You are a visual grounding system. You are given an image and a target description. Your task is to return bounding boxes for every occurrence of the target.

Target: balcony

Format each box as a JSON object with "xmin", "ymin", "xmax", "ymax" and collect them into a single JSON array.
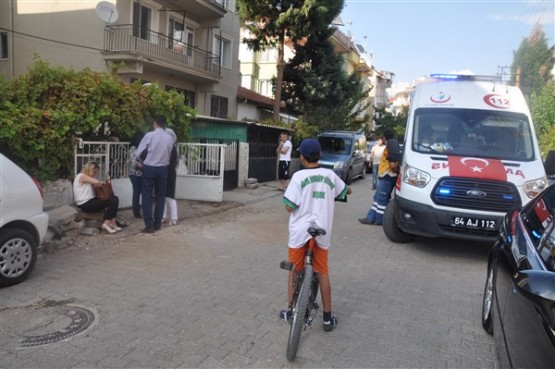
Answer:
[
  {"xmin": 103, "ymin": 25, "xmax": 221, "ymax": 82},
  {"xmin": 155, "ymin": 0, "xmax": 226, "ymax": 19}
]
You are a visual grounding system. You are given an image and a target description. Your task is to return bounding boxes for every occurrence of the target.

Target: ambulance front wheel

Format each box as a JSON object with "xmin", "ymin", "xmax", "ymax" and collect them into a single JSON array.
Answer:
[{"xmin": 383, "ymin": 200, "xmax": 415, "ymax": 243}]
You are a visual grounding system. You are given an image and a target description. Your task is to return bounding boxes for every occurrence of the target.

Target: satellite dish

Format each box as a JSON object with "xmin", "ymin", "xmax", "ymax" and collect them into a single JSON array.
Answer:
[{"xmin": 96, "ymin": 1, "xmax": 119, "ymax": 24}]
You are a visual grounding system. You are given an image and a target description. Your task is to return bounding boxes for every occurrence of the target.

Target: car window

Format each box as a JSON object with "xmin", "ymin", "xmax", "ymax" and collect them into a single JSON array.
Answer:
[
  {"xmin": 412, "ymin": 108, "xmax": 534, "ymax": 160},
  {"xmin": 319, "ymin": 137, "xmax": 352, "ymax": 155},
  {"xmin": 521, "ymin": 186, "xmax": 555, "ymax": 245},
  {"xmin": 540, "ymin": 228, "xmax": 555, "ymax": 272}
]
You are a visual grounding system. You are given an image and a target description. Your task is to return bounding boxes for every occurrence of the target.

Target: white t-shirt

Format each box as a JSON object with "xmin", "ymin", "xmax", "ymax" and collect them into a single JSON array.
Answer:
[
  {"xmin": 283, "ymin": 167, "xmax": 348, "ymax": 249},
  {"xmin": 279, "ymin": 140, "xmax": 292, "ymax": 161},
  {"xmin": 371, "ymin": 144, "xmax": 386, "ymax": 164},
  {"xmin": 73, "ymin": 173, "xmax": 95, "ymax": 205}
]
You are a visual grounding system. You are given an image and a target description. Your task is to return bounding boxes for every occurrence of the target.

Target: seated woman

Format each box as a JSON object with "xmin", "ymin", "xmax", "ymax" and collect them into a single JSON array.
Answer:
[{"xmin": 73, "ymin": 161, "xmax": 121, "ymax": 234}]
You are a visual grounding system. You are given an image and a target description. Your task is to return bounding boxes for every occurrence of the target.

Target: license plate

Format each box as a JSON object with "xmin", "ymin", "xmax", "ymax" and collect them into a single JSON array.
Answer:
[{"xmin": 451, "ymin": 216, "xmax": 497, "ymax": 230}]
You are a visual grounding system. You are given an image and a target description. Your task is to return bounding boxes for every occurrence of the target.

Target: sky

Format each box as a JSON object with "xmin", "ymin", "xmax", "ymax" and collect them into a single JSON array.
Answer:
[{"xmin": 338, "ymin": 0, "xmax": 555, "ymax": 86}]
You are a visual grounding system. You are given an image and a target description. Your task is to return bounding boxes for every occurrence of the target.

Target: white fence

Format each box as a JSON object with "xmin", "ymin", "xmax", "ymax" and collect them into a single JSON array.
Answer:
[{"xmin": 74, "ymin": 140, "xmax": 226, "ymax": 205}]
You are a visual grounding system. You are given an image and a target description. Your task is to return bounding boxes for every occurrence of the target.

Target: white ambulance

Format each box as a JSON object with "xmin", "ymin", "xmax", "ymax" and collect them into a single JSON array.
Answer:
[{"xmin": 383, "ymin": 74, "xmax": 547, "ymax": 243}]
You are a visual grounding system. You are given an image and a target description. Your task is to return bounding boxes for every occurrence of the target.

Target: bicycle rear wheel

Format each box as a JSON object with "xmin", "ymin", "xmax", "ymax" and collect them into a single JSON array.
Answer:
[{"xmin": 286, "ymin": 265, "xmax": 313, "ymax": 361}]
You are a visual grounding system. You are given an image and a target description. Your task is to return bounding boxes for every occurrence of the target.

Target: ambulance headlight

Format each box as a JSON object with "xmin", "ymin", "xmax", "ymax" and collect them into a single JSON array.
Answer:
[
  {"xmin": 524, "ymin": 177, "xmax": 547, "ymax": 199},
  {"xmin": 403, "ymin": 165, "xmax": 430, "ymax": 188}
]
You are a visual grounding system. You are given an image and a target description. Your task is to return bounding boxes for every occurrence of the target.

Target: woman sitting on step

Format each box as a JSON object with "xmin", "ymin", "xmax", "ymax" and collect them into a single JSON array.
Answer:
[{"xmin": 73, "ymin": 161, "xmax": 120, "ymax": 234}]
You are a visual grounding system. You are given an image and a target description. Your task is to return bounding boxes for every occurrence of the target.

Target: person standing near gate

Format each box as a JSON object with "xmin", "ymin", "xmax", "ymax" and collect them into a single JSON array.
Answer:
[
  {"xmin": 276, "ymin": 132, "xmax": 292, "ymax": 191},
  {"xmin": 133, "ymin": 115, "xmax": 174, "ymax": 233}
]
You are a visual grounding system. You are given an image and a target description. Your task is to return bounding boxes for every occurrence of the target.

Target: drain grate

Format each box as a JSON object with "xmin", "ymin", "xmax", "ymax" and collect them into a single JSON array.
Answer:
[{"xmin": 20, "ymin": 305, "xmax": 95, "ymax": 347}]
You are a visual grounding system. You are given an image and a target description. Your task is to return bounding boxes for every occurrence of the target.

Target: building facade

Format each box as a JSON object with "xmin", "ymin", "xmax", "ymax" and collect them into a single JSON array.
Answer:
[{"xmin": 0, "ymin": 0, "xmax": 241, "ymax": 118}]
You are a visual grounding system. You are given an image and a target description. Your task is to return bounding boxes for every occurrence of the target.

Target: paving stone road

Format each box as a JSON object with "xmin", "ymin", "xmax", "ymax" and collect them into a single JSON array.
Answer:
[{"xmin": 0, "ymin": 177, "xmax": 498, "ymax": 368}]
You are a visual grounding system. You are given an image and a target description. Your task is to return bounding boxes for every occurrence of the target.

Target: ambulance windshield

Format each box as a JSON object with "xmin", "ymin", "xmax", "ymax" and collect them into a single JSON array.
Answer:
[{"xmin": 412, "ymin": 108, "xmax": 535, "ymax": 161}]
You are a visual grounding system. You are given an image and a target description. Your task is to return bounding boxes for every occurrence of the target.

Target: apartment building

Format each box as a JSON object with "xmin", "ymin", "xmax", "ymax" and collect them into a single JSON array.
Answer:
[
  {"xmin": 239, "ymin": 25, "xmax": 389, "ymax": 132},
  {"xmin": 0, "ymin": 0, "xmax": 240, "ymax": 118}
]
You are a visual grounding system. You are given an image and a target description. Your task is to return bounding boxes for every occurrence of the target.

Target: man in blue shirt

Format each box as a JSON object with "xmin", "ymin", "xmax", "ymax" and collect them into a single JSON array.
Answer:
[{"xmin": 134, "ymin": 115, "xmax": 175, "ymax": 233}]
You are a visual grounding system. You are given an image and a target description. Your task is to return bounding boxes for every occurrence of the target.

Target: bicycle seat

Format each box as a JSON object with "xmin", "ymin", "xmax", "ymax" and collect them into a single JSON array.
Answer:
[{"xmin": 307, "ymin": 225, "xmax": 326, "ymax": 237}]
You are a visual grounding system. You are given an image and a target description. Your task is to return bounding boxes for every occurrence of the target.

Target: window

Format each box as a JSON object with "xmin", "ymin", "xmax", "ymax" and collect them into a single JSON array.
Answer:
[
  {"xmin": 169, "ymin": 19, "xmax": 184, "ymax": 50},
  {"xmin": 166, "ymin": 86, "xmax": 195, "ymax": 109},
  {"xmin": 541, "ymin": 229, "xmax": 555, "ymax": 272},
  {"xmin": 239, "ymin": 42, "xmax": 253, "ymax": 61},
  {"xmin": 214, "ymin": 0, "xmax": 235, "ymax": 11},
  {"xmin": 133, "ymin": 2, "xmax": 151, "ymax": 40},
  {"xmin": 0, "ymin": 33, "xmax": 7, "ymax": 59},
  {"xmin": 211, "ymin": 95, "xmax": 228, "ymax": 118},
  {"xmin": 259, "ymin": 80, "xmax": 273, "ymax": 97},
  {"xmin": 259, "ymin": 48, "xmax": 277, "ymax": 62},
  {"xmin": 168, "ymin": 19, "xmax": 194, "ymax": 56},
  {"xmin": 412, "ymin": 108, "xmax": 534, "ymax": 160},
  {"xmin": 212, "ymin": 34, "xmax": 232, "ymax": 68}
]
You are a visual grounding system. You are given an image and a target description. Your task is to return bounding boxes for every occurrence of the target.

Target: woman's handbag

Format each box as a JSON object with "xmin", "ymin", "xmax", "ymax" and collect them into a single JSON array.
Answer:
[{"xmin": 95, "ymin": 174, "xmax": 113, "ymax": 201}]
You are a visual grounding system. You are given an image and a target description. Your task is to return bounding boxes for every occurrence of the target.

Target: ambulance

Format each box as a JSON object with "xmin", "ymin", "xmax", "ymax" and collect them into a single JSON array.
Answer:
[{"xmin": 383, "ymin": 74, "xmax": 547, "ymax": 243}]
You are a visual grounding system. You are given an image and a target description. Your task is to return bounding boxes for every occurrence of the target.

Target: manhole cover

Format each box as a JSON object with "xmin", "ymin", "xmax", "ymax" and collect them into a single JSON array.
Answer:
[{"xmin": 20, "ymin": 305, "xmax": 96, "ymax": 347}]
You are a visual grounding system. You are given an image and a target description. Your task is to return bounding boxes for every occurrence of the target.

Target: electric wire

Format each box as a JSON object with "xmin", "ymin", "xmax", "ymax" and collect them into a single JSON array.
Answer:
[{"xmin": 0, "ymin": 26, "xmax": 104, "ymax": 52}]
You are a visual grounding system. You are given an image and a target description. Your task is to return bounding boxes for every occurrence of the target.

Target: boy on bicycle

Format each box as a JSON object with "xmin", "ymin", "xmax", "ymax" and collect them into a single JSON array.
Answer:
[{"xmin": 281, "ymin": 138, "xmax": 351, "ymax": 332}]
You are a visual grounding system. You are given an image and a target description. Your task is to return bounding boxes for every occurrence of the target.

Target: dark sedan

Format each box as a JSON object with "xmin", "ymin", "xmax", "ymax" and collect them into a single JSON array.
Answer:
[{"xmin": 481, "ymin": 184, "xmax": 555, "ymax": 368}]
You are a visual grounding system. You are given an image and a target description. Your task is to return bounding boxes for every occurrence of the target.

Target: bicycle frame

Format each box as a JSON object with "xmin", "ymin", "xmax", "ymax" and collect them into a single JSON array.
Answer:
[{"xmin": 280, "ymin": 223, "xmax": 326, "ymax": 361}]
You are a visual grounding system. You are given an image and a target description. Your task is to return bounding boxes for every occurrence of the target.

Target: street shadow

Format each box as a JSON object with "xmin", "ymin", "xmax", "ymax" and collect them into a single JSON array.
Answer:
[{"xmin": 405, "ymin": 236, "xmax": 492, "ymax": 262}]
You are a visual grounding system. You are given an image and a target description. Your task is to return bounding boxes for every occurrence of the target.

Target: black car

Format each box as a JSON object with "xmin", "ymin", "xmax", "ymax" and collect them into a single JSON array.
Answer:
[{"xmin": 481, "ymin": 184, "xmax": 555, "ymax": 368}]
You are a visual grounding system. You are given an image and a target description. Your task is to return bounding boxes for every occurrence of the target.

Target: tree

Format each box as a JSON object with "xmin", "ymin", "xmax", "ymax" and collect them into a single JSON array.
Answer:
[
  {"xmin": 0, "ymin": 59, "xmax": 195, "ymax": 181},
  {"xmin": 282, "ymin": 25, "xmax": 367, "ymax": 132},
  {"xmin": 372, "ymin": 106, "xmax": 408, "ymax": 140},
  {"xmin": 531, "ymin": 81, "xmax": 555, "ymax": 155},
  {"xmin": 511, "ymin": 23, "xmax": 554, "ymax": 99},
  {"xmin": 237, "ymin": 0, "xmax": 344, "ymax": 121}
]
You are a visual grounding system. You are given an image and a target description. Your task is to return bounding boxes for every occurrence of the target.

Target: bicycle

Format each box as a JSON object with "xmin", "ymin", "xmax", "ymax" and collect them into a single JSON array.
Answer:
[{"xmin": 280, "ymin": 222, "xmax": 325, "ymax": 361}]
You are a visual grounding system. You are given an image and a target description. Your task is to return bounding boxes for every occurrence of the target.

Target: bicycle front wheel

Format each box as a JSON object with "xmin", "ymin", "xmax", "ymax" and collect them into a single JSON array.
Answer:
[{"xmin": 286, "ymin": 265, "xmax": 313, "ymax": 361}]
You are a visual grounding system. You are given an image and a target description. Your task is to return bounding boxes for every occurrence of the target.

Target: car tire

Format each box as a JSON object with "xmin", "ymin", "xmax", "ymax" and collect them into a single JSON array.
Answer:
[
  {"xmin": 345, "ymin": 168, "xmax": 354, "ymax": 185},
  {"xmin": 383, "ymin": 201, "xmax": 415, "ymax": 243},
  {"xmin": 481, "ymin": 260, "xmax": 495, "ymax": 334},
  {"xmin": 0, "ymin": 228, "xmax": 38, "ymax": 287}
]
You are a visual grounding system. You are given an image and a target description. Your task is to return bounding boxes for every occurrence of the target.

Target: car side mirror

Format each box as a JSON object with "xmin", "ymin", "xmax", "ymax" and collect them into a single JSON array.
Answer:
[{"xmin": 513, "ymin": 270, "xmax": 555, "ymax": 329}]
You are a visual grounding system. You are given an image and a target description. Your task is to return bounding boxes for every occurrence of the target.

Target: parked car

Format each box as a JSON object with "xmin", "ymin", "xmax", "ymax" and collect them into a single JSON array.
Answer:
[
  {"xmin": 481, "ymin": 183, "xmax": 555, "ymax": 368},
  {"xmin": 317, "ymin": 131, "xmax": 367, "ymax": 184},
  {"xmin": 0, "ymin": 154, "xmax": 49, "ymax": 287}
]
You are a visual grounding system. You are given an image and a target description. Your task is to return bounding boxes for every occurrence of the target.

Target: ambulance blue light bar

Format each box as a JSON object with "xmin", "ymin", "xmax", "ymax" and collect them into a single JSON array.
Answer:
[{"xmin": 430, "ymin": 74, "xmax": 502, "ymax": 82}]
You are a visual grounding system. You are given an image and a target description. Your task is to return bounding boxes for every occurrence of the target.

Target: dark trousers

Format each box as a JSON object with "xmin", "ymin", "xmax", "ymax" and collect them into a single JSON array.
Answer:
[
  {"xmin": 78, "ymin": 196, "xmax": 119, "ymax": 220},
  {"xmin": 129, "ymin": 175, "xmax": 142, "ymax": 217},
  {"xmin": 365, "ymin": 175, "xmax": 396, "ymax": 225},
  {"xmin": 141, "ymin": 165, "xmax": 168, "ymax": 230}
]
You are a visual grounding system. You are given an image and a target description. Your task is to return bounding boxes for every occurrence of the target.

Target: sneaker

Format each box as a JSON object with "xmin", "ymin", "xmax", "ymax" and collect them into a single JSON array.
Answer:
[
  {"xmin": 358, "ymin": 217, "xmax": 375, "ymax": 225},
  {"xmin": 323, "ymin": 315, "xmax": 337, "ymax": 332},
  {"xmin": 279, "ymin": 309, "xmax": 292, "ymax": 322}
]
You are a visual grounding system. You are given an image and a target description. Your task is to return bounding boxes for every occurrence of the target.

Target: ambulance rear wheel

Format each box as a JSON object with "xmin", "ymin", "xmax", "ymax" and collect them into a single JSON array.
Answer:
[{"xmin": 383, "ymin": 201, "xmax": 415, "ymax": 243}]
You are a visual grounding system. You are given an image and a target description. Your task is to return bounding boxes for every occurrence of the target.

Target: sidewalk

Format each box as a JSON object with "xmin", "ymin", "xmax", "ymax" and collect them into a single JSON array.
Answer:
[{"xmin": 75, "ymin": 180, "xmax": 284, "ymax": 246}]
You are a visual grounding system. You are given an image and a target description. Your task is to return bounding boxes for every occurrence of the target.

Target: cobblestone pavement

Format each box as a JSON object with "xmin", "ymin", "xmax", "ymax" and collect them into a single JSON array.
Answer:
[{"xmin": 0, "ymin": 178, "xmax": 497, "ymax": 368}]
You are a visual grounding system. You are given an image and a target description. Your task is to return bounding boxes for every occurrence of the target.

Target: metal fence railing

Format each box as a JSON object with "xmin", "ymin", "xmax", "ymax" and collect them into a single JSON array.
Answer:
[
  {"xmin": 103, "ymin": 25, "xmax": 221, "ymax": 78},
  {"xmin": 75, "ymin": 140, "xmax": 225, "ymax": 179}
]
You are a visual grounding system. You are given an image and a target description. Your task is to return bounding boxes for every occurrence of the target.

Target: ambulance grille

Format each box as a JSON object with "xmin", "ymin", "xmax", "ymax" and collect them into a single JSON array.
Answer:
[{"xmin": 431, "ymin": 177, "xmax": 521, "ymax": 212}]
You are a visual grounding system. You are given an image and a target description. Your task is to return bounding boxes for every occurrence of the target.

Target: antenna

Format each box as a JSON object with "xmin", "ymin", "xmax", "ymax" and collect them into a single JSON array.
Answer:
[{"xmin": 96, "ymin": 1, "xmax": 119, "ymax": 24}]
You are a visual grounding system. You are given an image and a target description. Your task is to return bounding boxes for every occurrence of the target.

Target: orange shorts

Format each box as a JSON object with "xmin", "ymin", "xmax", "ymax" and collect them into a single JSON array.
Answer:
[{"xmin": 288, "ymin": 244, "xmax": 329, "ymax": 275}]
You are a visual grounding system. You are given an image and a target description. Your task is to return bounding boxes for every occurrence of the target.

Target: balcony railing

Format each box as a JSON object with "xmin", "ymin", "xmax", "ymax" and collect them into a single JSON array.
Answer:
[{"xmin": 103, "ymin": 25, "xmax": 221, "ymax": 78}]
